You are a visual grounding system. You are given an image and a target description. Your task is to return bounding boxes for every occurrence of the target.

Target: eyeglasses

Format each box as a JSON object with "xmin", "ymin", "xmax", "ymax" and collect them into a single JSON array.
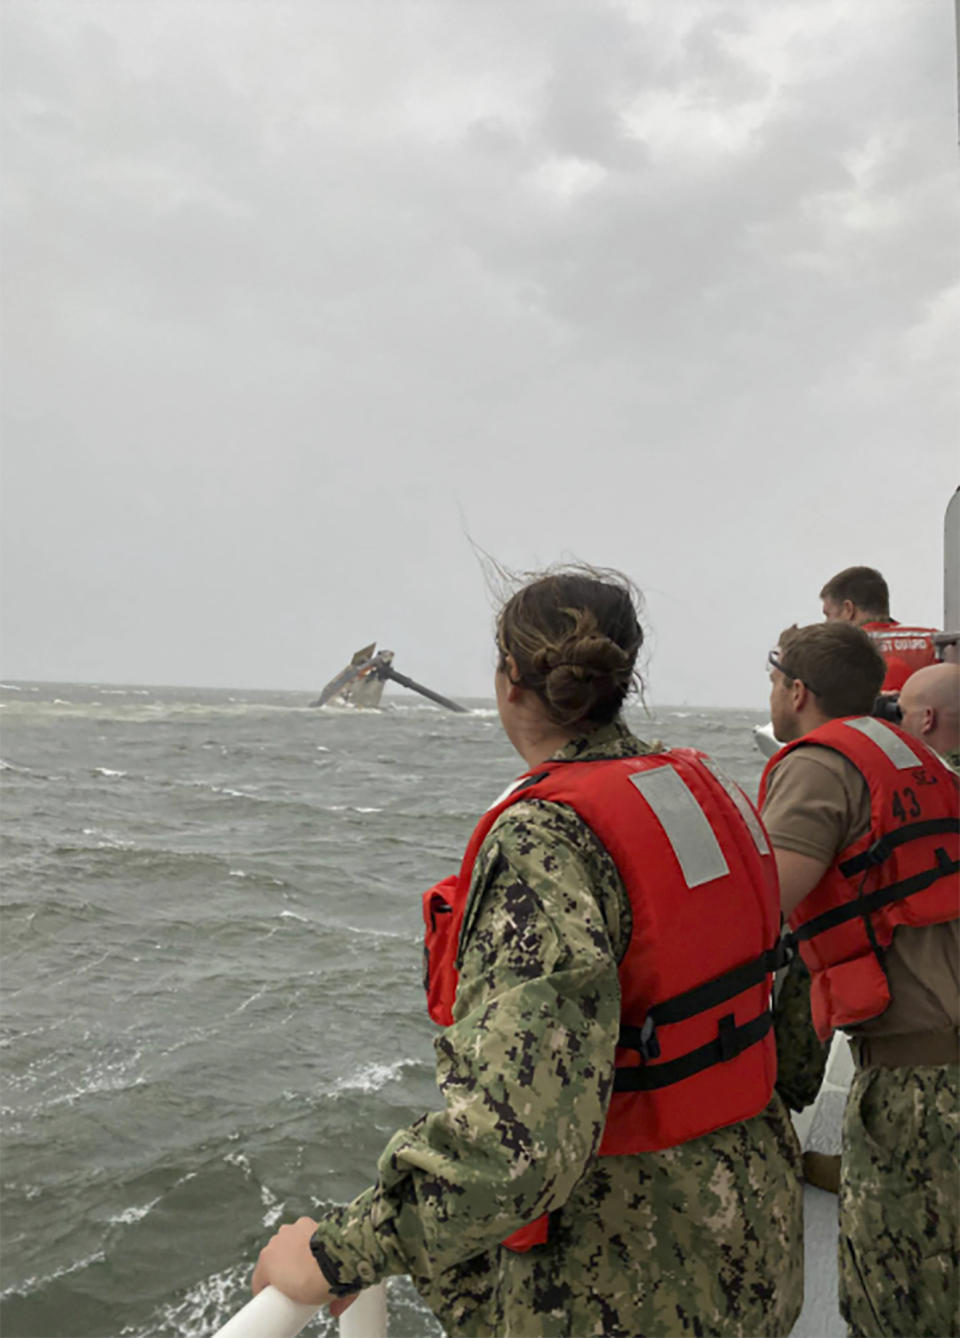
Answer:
[{"xmin": 767, "ymin": 651, "xmax": 823, "ymax": 698}]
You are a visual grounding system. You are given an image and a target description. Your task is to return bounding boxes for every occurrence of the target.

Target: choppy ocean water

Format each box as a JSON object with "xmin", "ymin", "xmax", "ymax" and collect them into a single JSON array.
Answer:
[{"xmin": 1, "ymin": 681, "xmax": 773, "ymax": 1338}]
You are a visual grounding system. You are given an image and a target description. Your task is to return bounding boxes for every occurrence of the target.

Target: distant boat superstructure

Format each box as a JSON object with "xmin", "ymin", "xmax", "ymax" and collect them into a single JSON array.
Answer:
[{"xmin": 311, "ymin": 645, "xmax": 467, "ymax": 713}]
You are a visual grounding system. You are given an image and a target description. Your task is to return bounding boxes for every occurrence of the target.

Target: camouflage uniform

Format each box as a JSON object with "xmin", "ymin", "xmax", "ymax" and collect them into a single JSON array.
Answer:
[
  {"xmin": 311, "ymin": 722, "xmax": 804, "ymax": 1337},
  {"xmin": 762, "ymin": 741, "xmax": 960, "ymax": 1337},
  {"xmin": 839, "ymin": 1064, "xmax": 960, "ymax": 1337},
  {"xmin": 944, "ymin": 747, "xmax": 960, "ymax": 775},
  {"xmin": 772, "ymin": 952, "xmax": 829, "ymax": 1114}
]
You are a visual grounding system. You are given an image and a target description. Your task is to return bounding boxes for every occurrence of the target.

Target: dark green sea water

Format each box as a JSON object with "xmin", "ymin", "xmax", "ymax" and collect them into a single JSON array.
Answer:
[{"xmin": 0, "ymin": 682, "xmax": 771, "ymax": 1337}]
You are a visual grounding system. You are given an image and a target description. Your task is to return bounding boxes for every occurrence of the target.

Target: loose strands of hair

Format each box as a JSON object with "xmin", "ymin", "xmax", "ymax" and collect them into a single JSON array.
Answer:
[
  {"xmin": 496, "ymin": 567, "xmax": 646, "ymax": 728},
  {"xmin": 460, "ymin": 534, "xmax": 651, "ymax": 718}
]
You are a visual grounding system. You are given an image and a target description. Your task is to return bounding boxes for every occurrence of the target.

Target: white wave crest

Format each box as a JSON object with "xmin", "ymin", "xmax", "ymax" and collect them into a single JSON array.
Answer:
[
  {"xmin": 335, "ymin": 920, "xmax": 403, "ymax": 941},
  {"xmin": 211, "ymin": 785, "xmax": 266, "ymax": 801},
  {"xmin": 1, "ymin": 1248, "xmax": 107, "ymax": 1300},
  {"xmin": 260, "ymin": 1184, "xmax": 284, "ymax": 1229},
  {"xmin": 83, "ymin": 827, "xmax": 134, "ymax": 848},
  {"xmin": 330, "ymin": 1056, "xmax": 418, "ymax": 1097},
  {"xmin": 42, "ymin": 1048, "xmax": 146, "ymax": 1110},
  {"xmin": 120, "ymin": 1261, "xmax": 253, "ymax": 1338},
  {"xmin": 320, "ymin": 701, "xmax": 382, "ymax": 714},
  {"xmin": 234, "ymin": 986, "xmax": 268, "ymax": 1014},
  {"xmin": 109, "ymin": 1196, "xmax": 161, "ymax": 1226},
  {"xmin": 92, "ymin": 767, "xmax": 127, "ymax": 778}
]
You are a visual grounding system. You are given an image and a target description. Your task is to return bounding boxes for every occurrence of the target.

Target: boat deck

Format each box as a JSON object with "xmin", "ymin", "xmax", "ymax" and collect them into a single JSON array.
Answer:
[{"xmin": 795, "ymin": 1184, "xmax": 844, "ymax": 1336}]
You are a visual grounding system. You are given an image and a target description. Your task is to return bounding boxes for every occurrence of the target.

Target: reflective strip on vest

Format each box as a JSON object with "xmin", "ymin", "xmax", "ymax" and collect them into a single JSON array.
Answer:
[
  {"xmin": 843, "ymin": 717, "xmax": 925, "ymax": 770},
  {"xmin": 628, "ymin": 766, "xmax": 730, "ymax": 887},
  {"xmin": 485, "ymin": 777, "xmax": 529, "ymax": 812},
  {"xmin": 700, "ymin": 758, "xmax": 771, "ymax": 856}
]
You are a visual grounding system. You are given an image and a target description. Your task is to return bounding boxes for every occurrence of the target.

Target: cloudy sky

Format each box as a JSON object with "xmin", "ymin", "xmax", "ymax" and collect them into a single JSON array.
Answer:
[{"xmin": 2, "ymin": 0, "xmax": 957, "ymax": 707}]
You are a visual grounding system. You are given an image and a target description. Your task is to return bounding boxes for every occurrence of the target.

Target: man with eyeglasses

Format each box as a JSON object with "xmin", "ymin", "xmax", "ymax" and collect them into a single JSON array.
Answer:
[{"xmin": 759, "ymin": 622, "xmax": 959, "ymax": 1338}]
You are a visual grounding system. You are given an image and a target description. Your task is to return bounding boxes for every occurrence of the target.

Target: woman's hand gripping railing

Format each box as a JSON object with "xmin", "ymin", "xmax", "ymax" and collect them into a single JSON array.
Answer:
[{"xmin": 211, "ymin": 1282, "xmax": 387, "ymax": 1338}]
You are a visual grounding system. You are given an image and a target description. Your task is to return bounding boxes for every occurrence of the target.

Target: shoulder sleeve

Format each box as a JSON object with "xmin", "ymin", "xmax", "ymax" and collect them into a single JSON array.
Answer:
[
  {"xmin": 761, "ymin": 747, "xmax": 869, "ymax": 862},
  {"xmin": 309, "ymin": 798, "xmax": 623, "ymax": 1290},
  {"xmin": 457, "ymin": 797, "xmax": 632, "ymax": 988}
]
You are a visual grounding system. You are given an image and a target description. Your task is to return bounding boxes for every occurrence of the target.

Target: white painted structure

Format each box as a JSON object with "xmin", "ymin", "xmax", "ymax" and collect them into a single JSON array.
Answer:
[
  {"xmin": 793, "ymin": 1032, "xmax": 854, "ymax": 1154},
  {"xmin": 789, "ymin": 1034, "xmax": 852, "ymax": 1338},
  {"xmin": 337, "ymin": 1284, "xmax": 388, "ymax": 1338},
  {"xmin": 212, "ymin": 1282, "xmax": 388, "ymax": 1338},
  {"xmin": 212, "ymin": 1286, "xmax": 318, "ymax": 1338},
  {"xmin": 752, "ymin": 721, "xmax": 781, "ymax": 758}
]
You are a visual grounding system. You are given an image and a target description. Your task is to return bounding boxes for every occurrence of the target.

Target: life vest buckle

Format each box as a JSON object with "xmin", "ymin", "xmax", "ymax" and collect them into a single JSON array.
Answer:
[
  {"xmin": 772, "ymin": 935, "xmax": 796, "ymax": 970},
  {"xmin": 637, "ymin": 1015, "xmax": 661, "ymax": 1062},
  {"xmin": 934, "ymin": 845, "xmax": 957, "ymax": 876},
  {"xmin": 717, "ymin": 1013, "xmax": 738, "ymax": 1061},
  {"xmin": 863, "ymin": 835, "xmax": 893, "ymax": 868}
]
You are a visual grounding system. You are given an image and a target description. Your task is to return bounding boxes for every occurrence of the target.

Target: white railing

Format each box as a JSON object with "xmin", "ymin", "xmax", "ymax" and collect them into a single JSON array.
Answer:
[
  {"xmin": 212, "ymin": 1282, "xmax": 387, "ymax": 1338},
  {"xmin": 791, "ymin": 1032, "xmax": 853, "ymax": 1153}
]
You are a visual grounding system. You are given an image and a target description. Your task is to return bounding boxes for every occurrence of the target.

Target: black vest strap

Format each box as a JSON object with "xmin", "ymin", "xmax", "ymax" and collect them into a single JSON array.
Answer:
[
  {"xmin": 614, "ymin": 938, "xmax": 787, "ymax": 1084},
  {"xmin": 613, "ymin": 1011, "xmax": 772, "ymax": 1092},
  {"xmin": 839, "ymin": 818, "xmax": 960, "ymax": 877},
  {"xmin": 618, "ymin": 941, "xmax": 788, "ymax": 1039},
  {"xmin": 793, "ymin": 854, "xmax": 960, "ymax": 945}
]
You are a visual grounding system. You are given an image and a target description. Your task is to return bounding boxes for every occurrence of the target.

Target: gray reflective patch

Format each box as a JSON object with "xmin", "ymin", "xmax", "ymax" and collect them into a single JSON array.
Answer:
[
  {"xmin": 843, "ymin": 716, "xmax": 922, "ymax": 770},
  {"xmin": 629, "ymin": 766, "xmax": 730, "ymax": 888},
  {"xmin": 701, "ymin": 757, "xmax": 771, "ymax": 855},
  {"xmin": 485, "ymin": 778, "xmax": 528, "ymax": 812}
]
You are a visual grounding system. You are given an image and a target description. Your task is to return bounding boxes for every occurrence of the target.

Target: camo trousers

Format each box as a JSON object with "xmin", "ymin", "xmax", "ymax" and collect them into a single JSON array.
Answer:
[{"xmin": 839, "ymin": 1063, "xmax": 959, "ymax": 1338}]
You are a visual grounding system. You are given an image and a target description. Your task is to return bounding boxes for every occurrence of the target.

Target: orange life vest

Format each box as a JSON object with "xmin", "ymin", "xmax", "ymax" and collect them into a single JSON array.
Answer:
[
  {"xmin": 423, "ymin": 750, "xmax": 783, "ymax": 1249},
  {"xmin": 758, "ymin": 717, "xmax": 959, "ymax": 1041},
  {"xmin": 861, "ymin": 620, "xmax": 939, "ymax": 692}
]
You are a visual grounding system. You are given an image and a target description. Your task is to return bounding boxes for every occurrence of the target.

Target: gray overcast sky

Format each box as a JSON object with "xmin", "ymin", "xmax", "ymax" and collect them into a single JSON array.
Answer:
[{"xmin": 2, "ymin": 0, "xmax": 957, "ymax": 707}]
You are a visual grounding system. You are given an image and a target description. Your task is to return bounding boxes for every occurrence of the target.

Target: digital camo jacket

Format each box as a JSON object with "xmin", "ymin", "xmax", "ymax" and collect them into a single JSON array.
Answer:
[{"xmin": 310, "ymin": 721, "xmax": 804, "ymax": 1337}]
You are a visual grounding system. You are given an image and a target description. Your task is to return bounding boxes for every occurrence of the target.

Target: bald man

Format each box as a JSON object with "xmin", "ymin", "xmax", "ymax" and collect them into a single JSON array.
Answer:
[{"xmin": 899, "ymin": 663, "xmax": 960, "ymax": 771}]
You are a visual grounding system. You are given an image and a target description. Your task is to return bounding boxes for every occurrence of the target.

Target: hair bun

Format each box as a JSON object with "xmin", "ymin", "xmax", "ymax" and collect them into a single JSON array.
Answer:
[
  {"xmin": 496, "ymin": 566, "xmax": 644, "ymax": 727},
  {"xmin": 545, "ymin": 661, "xmax": 588, "ymax": 683}
]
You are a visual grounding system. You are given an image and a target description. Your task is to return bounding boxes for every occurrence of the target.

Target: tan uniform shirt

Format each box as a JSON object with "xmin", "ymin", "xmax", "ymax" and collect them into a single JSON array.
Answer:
[{"xmin": 762, "ymin": 745, "xmax": 959, "ymax": 1037}]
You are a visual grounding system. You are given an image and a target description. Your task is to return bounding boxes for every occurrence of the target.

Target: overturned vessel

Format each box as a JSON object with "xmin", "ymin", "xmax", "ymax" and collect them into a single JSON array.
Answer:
[{"xmin": 310, "ymin": 644, "xmax": 467, "ymax": 713}]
